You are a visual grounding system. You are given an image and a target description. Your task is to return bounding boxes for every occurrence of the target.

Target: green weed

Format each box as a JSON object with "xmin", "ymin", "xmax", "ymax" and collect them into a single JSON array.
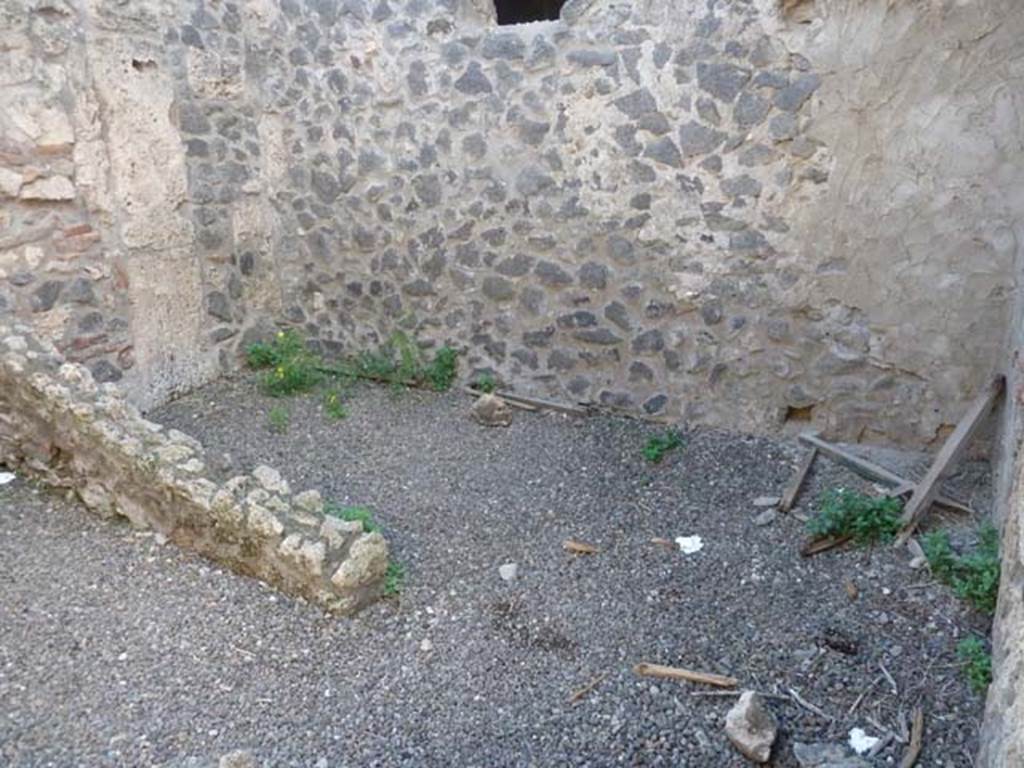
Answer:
[
  {"xmin": 247, "ymin": 330, "xmax": 321, "ymax": 397},
  {"xmin": 807, "ymin": 489, "xmax": 902, "ymax": 545},
  {"xmin": 956, "ymin": 636, "xmax": 992, "ymax": 694},
  {"xmin": 474, "ymin": 372, "xmax": 498, "ymax": 394},
  {"xmin": 323, "ymin": 389, "xmax": 348, "ymax": 420},
  {"xmin": 923, "ymin": 524, "xmax": 1000, "ymax": 614},
  {"xmin": 345, "ymin": 332, "xmax": 458, "ymax": 391},
  {"xmin": 643, "ymin": 430, "xmax": 683, "ymax": 463},
  {"xmin": 325, "ymin": 502, "xmax": 377, "ymax": 533},
  {"xmin": 384, "ymin": 560, "xmax": 405, "ymax": 597},
  {"xmin": 267, "ymin": 405, "xmax": 290, "ymax": 434},
  {"xmin": 425, "ymin": 346, "xmax": 458, "ymax": 391}
]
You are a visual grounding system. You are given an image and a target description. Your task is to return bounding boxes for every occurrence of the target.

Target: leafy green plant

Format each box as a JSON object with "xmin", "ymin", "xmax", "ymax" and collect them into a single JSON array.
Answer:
[
  {"xmin": 384, "ymin": 561, "xmax": 405, "ymax": 597},
  {"xmin": 325, "ymin": 502, "xmax": 377, "ymax": 533},
  {"xmin": 247, "ymin": 330, "xmax": 321, "ymax": 397},
  {"xmin": 424, "ymin": 345, "xmax": 458, "ymax": 391},
  {"xmin": 474, "ymin": 372, "xmax": 498, "ymax": 394},
  {"xmin": 923, "ymin": 524, "xmax": 1000, "ymax": 614},
  {"xmin": 957, "ymin": 636, "xmax": 992, "ymax": 694},
  {"xmin": 267, "ymin": 405, "xmax": 290, "ymax": 434},
  {"xmin": 322, "ymin": 389, "xmax": 348, "ymax": 420},
  {"xmin": 807, "ymin": 489, "xmax": 902, "ymax": 545},
  {"xmin": 643, "ymin": 430, "xmax": 683, "ymax": 463}
]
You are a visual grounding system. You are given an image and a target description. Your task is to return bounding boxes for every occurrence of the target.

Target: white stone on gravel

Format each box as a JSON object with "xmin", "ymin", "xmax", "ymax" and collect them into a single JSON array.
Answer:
[
  {"xmin": 752, "ymin": 496, "xmax": 780, "ymax": 507},
  {"xmin": 219, "ymin": 750, "xmax": 257, "ymax": 768},
  {"xmin": 499, "ymin": 562, "xmax": 519, "ymax": 581},
  {"xmin": 0, "ymin": 471, "xmax": 15, "ymax": 485},
  {"xmin": 724, "ymin": 690, "xmax": 777, "ymax": 763},
  {"xmin": 847, "ymin": 728, "xmax": 879, "ymax": 754},
  {"xmin": 675, "ymin": 535, "xmax": 703, "ymax": 554},
  {"xmin": 793, "ymin": 741, "xmax": 870, "ymax": 767},
  {"xmin": 753, "ymin": 509, "xmax": 777, "ymax": 526}
]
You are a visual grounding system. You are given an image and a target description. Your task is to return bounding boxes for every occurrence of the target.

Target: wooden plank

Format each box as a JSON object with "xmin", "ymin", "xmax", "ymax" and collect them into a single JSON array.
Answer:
[
  {"xmin": 779, "ymin": 447, "xmax": 817, "ymax": 512},
  {"xmin": 886, "ymin": 481, "xmax": 973, "ymax": 515},
  {"xmin": 465, "ymin": 386, "xmax": 589, "ymax": 416},
  {"xmin": 895, "ymin": 376, "xmax": 1004, "ymax": 544},
  {"xmin": 798, "ymin": 433, "xmax": 974, "ymax": 516},
  {"xmin": 633, "ymin": 662, "xmax": 738, "ymax": 688},
  {"xmin": 800, "ymin": 533, "xmax": 853, "ymax": 557}
]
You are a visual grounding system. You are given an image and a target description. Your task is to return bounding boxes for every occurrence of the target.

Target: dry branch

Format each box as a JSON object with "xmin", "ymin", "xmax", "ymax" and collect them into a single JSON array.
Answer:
[
  {"xmin": 563, "ymin": 539, "xmax": 599, "ymax": 555},
  {"xmin": 633, "ymin": 663, "xmax": 738, "ymax": 688},
  {"xmin": 900, "ymin": 707, "xmax": 925, "ymax": 768}
]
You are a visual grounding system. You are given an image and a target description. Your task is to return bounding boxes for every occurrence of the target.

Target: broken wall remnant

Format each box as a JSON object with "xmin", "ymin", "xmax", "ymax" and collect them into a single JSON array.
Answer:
[
  {"xmin": 0, "ymin": 323, "xmax": 389, "ymax": 614},
  {"xmin": 1, "ymin": 0, "xmax": 1020, "ymax": 447}
]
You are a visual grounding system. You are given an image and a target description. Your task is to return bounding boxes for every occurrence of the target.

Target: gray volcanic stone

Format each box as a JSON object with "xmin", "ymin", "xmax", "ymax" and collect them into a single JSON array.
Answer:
[
  {"xmin": 696, "ymin": 61, "xmax": 751, "ymax": 102},
  {"xmin": 632, "ymin": 329, "xmax": 664, "ymax": 353},
  {"xmin": 311, "ymin": 171, "xmax": 341, "ymax": 203},
  {"xmin": 579, "ymin": 262, "xmax": 609, "ymax": 290},
  {"xmin": 769, "ymin": 113, "xmax": 798, "ymax": 140},
  {"xmin": 412, "ymin": 174, "xmax": 442, "ymax": 207},
  {"xmin": 604, "ymin": 301, "xmax": 631, "ymax": 330},
  {"xmin": 643, "ymin": 136, "xmax": 682, "ymax": 168},
  {"xmin": 515, "ymin": 167, "xmax": 555, "ymax": 197},
  {"xmin": 643, "ymin": 394, "xmax": 668, "ymax": 414},
  {"xmin": 482, "ymin": 277, "xmax": 516, "ymax": 302},
  {"xmin": 454, "ymin": 62, "xmax": 492, "ymax": 95},
  {"xmin": 679, "ymin": 121, "xmax": 725, "ymax": 156},
  {"xmin": 735, "ymin": 91, "xmax": 769, "ymax": 127},
  {"xmin": 495, "ymin": 254, "xmax": 533, "ymax": 277},
  {"xmin": 613, "ymin": 88, "xmax": 658, "ymax": 118},
  {"xmin": 90, "ymin": 359, "xmax": 123, "ymax": 383},
  {"xmin": 575, "ymin": 328, "xmax": 622, "ymax": 345},
  {"xmin": 534, "ymin": 261, "xmax": 572, "ymax": 287},
  {"xmin": 31, "ymin": 281, "xmax": 63, "ymax": 313},
  {"xmin": 566, "ymin": 49, "xmax": 617, "ymax": 68},
  {"xmin": 774, "ymin": 73, "xmax": 821, "ymax": 112},
  {"xmin": 721, "ymin": 175, "xmax": 762, "ymax": 198},
  {"xmin": 482, "ymin": 33, "xmax": 526, "ymax": 60},
  {"xmin": 207, "ymin": 291, "xmax": 231, "ymax": 321}
]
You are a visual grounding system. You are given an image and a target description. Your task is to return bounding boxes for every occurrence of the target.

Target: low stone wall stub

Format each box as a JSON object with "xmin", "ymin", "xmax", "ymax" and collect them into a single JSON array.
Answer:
[{"xmin": 0, "ymin": 322, "xmax": 388, "ymax": 615}]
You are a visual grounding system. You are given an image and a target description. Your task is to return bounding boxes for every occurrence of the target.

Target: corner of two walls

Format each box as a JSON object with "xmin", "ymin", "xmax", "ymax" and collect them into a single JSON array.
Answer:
[
  {"xmin": 0, "ymin": 0, "xmax": 285, "ymax": 413},
  {"xmin": 3, "ymin": 0, "xmax": 1022, "ymax": 443}
]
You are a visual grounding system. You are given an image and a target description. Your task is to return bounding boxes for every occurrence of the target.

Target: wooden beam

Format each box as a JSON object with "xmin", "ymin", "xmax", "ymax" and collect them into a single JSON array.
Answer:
[
  {"xmin": 779, "ymin": 447, "xmax": 817, "ymax": 512},
  {"xmin": 895, "ymin": 376, "xmax": 1005, "ymax": 545},
  {"xmin": 798, "ymin": 434, "xmax": 974, "ymax": 516}
]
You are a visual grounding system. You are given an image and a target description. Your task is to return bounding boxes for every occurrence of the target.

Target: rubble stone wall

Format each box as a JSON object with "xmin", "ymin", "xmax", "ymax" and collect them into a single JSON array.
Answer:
[
  {"xmin": 1, "ymin": 0, "xmax": 1020, "ymax": 445},
  {"xmin": 0, "ymin": 322, "xmax": 390, "ymax": 614}
]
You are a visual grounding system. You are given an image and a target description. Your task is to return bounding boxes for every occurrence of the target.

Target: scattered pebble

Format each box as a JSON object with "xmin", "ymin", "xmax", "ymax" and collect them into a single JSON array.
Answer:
[
  {"xmin": 498, "ymin": 562, "xmax": 518, "ymax": 582},
  {"xmin": 724, "ymin": 690, "xmax": 777, "ymax": 763},
  {"xmin": 847, "ymin": 727, "xmax": 880, "ymax": 754},
  {"xmin": 752, "ymin": 496, "xmax": 780, "ymax": 507},
  {"xmin": 753, "ymin": 509, "xmax": 777, "ymax": 527},
  {"xmin": 674, "ymin": 535, "xmax": 704, "ymax": 554}
]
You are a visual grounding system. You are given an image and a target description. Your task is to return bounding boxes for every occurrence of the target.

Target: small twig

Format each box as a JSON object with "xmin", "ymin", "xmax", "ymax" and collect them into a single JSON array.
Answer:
[
  {"xmin": 900, "ymin": 707, "xmax": 924, "ymax": 768},
  {"xmin": 880, "ymin": 662, "xmax": 899, "ymax": 696},
  {"xmin": 869, "ymin": 733, "xmax": 894, "ymax": 758},
  {"xmin": 867, "ymin": 715, "xmax": 907, "ymax": 744},
  {"xmin": 787, "ymin": 687, "xmax": 834, "ymax": 721},
  {"xmin": 569, "ymin": 673, "xmax": 607, "ymax": 704},
  {"xmin": 634, "ymin": 662, "xmax": 738, "ymax": 688},
  {"xmin": 847, "ymin": 675, "xmax": 883, "ymax": 717}
]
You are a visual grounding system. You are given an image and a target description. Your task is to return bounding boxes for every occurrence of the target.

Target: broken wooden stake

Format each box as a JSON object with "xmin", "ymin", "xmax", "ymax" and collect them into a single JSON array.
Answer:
[
  {"xmin": 633, "ymin": 662, "xmax": 738, "ymax": 688},
  {"xmin": 465, "ymin": 386, "xmax": 590, "ymax": 416},
  {"xmin": 895, "ymin": 376, "xmax": 1004, "ymax": 545},
  {"xmin": 780, "ymin": 447, "xmax": 817, "ymax": 512},
  {"xmin": 798, "ymin": 433, "xmax": 974, "ymax": 515},
  {"xmin": 900, "ymin": 707, "xmax": 924, "ymax": 768},
  {"xmin": 563, "ymin": 539, "xmax": 599, "ymax": 555},
  {"xmin": 800, "ymin": 533, "xmax": 853, "ymax": 557}
]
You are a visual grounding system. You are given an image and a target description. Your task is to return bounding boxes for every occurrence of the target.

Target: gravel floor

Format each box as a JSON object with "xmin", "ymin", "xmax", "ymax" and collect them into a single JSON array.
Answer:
[{"xmin": 1, "ymin": 375, "xmax": 994, "ymax": 767}]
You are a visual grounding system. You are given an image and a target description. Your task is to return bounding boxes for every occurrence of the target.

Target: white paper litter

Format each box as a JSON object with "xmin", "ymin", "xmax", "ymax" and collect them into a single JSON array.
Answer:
[
  {"xmin": 675, "ymin": 535, "xmax": 704, "ymax": 554},
  {"xmin": 0, "ymin": 471, "xmax": 15, "ymax": 486},
  {"xmin": 848, "ymin": 727, "xmax": 880, "ymax": 754}
]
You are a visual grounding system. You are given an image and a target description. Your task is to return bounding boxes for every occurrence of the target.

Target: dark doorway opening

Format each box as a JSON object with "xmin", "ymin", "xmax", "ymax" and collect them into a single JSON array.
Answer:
[{"xmin": 494, "ymin": 0, "xmax": 567, "ymax": 25}]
